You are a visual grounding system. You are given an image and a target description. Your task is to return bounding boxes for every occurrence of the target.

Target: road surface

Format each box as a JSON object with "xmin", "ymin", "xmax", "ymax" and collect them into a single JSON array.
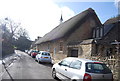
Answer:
[{"xmin": 1, "ymin": 51, "xmax": 57, "ymax": 81}]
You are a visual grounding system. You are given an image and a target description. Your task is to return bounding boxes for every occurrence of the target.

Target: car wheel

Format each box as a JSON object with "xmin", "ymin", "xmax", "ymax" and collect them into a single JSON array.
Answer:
[
  {"xmin": 72, "ymin": 79, "xmax": 77, "ymax": 81},
  {"xmin": 52, "ymin": 69, "xmax": 57, "ymax": 79},
  {"xmin": 37, "ymin": 59, "xmax": 40, "ymax": 63},
  {"xmin": 35, "ymin": 58, "xmax": 37, "ymax": 61}
]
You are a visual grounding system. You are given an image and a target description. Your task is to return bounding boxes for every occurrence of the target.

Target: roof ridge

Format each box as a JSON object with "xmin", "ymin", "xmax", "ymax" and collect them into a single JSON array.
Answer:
[{"xmin": 35, "ymin": 8, "xmax": 99, "ymax": 45}]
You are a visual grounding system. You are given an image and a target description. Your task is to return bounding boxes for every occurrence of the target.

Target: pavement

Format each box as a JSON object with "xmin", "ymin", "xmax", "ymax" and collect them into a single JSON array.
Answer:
[{"xmin": 0, "ymin": 50, "xmax": 22, "ymax": 81}]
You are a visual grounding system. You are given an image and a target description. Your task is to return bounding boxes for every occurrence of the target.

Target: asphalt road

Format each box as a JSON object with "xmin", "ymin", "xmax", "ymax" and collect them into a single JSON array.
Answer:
[{"xmin": 1, "ymin": 51, "xmax": 58, "ymax": 81}]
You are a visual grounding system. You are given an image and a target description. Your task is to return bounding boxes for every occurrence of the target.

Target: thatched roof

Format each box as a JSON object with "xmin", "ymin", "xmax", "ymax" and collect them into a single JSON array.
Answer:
[
  {"xmin": 35, "ymin": 8, "xmax": 101, "ymax": 45},
  {"xmin": 103, "ymin": 16, "xmax": 120, "ymax": 36},
  {"xmin": 67, "ymin": 39, "xmax": 94, "ymax": 46},
  {"xmin": 104, "ymin": 24, "xmax": 114, "ymax": 36},
  {"xmin": 104, "ymin": 16, "xmax": 120, "ymax": 25}
]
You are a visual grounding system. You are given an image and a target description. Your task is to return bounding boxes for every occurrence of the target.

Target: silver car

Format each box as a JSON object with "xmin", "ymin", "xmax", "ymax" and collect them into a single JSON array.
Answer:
[
  {"xmin": 52, "ymin": 57, "xmax": 113, "ymax": 81},
  {"xmin": 36, "ymin": 51, "xmax": 51, "ymax": 63}
]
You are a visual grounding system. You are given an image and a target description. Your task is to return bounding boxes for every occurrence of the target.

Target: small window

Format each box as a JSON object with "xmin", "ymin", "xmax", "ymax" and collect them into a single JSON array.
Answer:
[
  {"xmin": 96, "ymin": 28, "xmax": 100, "ymax": 38},
  {"xmin": 69, "ymin": 60, "xmax": 82, "ymax": 69},
  {"xmin": 42, "ymin": 52, "xmax": 50, "ymax": 56},
  {"xmin": 100, "ymin": 28, "xmax": 103, "ymax": 37},
  {"xmin": 93, "ymin": 26, "xmax": 104, "ymax": 39},
  {"xmin": 60, "ymin": 41, "xmax": 63, "ymax": 51}
]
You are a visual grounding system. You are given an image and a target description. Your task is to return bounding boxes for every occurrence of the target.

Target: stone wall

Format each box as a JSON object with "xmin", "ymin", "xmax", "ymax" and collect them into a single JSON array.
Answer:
[
  {"xmin": 78, "ymin": 44, "xmax": 92, "ymax": 58},
  {"xmin": 90, "ymin": 54, "xmax": 120, "ymax": 81},
  {"xmin": 51, "ymin": 53, "xmax": 67, "ymax": 63}
]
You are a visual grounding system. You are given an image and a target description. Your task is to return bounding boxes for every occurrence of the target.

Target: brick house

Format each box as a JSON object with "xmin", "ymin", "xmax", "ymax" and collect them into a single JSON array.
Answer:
[{"xmin": 35, "ymin": 8, "xmax": 102, "ymax": 57}]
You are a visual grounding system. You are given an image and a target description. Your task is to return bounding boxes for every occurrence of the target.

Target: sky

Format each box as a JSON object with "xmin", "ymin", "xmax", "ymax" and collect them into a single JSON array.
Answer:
[{"xmin": 0, "ymin": 0, "xmax": 119, "ymax": 41}]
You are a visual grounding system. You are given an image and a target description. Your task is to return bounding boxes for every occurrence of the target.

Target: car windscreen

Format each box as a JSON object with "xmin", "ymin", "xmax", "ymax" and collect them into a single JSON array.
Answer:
[
  {"xmin": 32, "ymin": 50, "xmax": 39, "ymax": 53},
  {"xmin": 86, "ymin": 62, "xmax": 112, "ymax": 74},
  {"xmin": 42, "ymin": 52, "xmax": 50, "ymax": 56}
]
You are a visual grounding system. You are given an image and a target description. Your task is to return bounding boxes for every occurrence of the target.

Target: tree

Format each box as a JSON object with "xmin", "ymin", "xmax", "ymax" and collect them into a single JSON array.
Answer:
[
  {"xmin": 0, "ymin": 19, "xmax": 14, "ymax": 57},
  {"xmin": 3, "ymin": 18, "xmax": 21, "ymax": 39},
  {"xmin": 0, "ymin": 18, "xmax": 32, "ymax": 57},
  {"xmin": 15, "ymin": 36, "xmax": 32, "ymax": 51},
  {"xmin": 17, "ymin": 28, "xmax": 30, "ymax": 39}
]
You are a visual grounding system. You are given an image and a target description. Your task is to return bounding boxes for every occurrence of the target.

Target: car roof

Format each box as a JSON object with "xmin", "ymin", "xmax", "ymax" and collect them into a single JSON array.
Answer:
[
  {"xmin": 65, "ymin": 57, "xmax": 101, "ymax": 63},
  {"xmin": 39, "ymin": 51, "xmax": 49, "ymax": 53}
]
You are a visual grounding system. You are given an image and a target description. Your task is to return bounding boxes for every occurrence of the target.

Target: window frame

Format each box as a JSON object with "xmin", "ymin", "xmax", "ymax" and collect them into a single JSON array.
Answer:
[{"xmin": 59, "ymin": 41, "xmax": 63, "ymax": 51}]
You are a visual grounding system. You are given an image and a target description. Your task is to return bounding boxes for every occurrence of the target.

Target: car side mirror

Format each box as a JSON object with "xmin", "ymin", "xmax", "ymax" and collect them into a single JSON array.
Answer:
[
  {"xmin": 58, "ymin": 63, "xmax": 62, "ymax": 66},
  {"xmin": 2, "ymin": 60, "xmax": 5, "ymax": 65}
]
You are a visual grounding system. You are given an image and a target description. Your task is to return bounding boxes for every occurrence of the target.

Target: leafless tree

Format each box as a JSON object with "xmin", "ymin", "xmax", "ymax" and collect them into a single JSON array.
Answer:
[
  {"xmin": 0, "ymin": 17, "xmax": 29, "ymax": 39},
  {"xmin": 3, "ymin": 18, "xmax": 21, "ymax": 39}
]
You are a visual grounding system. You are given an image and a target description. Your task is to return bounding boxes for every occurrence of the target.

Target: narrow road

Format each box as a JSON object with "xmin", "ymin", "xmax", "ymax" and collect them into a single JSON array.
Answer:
[{"xmin": 1, "ymin": 51, "xmax": 57, "ymax": 81}]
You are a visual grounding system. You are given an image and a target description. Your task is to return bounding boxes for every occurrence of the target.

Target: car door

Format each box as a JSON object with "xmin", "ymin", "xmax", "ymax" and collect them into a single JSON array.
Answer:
[{"xmin": 56, "ymin": 58, "xmax": 73, "ymax": 79}]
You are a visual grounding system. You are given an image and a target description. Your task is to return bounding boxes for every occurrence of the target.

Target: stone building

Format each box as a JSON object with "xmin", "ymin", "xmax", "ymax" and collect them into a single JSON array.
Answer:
[
  {"xmin": 35, "ymin": 8, "xmax": 120, "ymax": 80},
  {"xmin": 92, "ymin": 16, "xmax": 120, "ymax": 57},
  {"xmin": 35, "ymin": 8, "xmax": 102, "ymax": 57},
  {"xmin": 92, "ymin": 16, "xmax": 120, "ymax": 80}
]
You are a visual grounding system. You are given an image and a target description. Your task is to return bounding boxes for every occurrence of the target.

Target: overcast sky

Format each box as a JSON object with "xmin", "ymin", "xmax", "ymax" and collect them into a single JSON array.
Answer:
[{"xmin": 0, "ymin": 0, "xmax": 119, "ymax": 41}]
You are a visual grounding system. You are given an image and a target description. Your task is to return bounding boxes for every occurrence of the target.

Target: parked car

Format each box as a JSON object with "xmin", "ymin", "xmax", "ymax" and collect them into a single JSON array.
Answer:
[
  {"xmin": 28, "ymin": 49, "xmax": 33, "ymax": 56},
  {"xmin": 36, "ymin": 51, "xmax": 51, "ymax": 63},
  {"xmin": 52, "ymin": 57, "xmax": 113, "ymax": 81},
  {"xmin": 31, "ymin": 50, "xmax": 39, "ymax": 58}
]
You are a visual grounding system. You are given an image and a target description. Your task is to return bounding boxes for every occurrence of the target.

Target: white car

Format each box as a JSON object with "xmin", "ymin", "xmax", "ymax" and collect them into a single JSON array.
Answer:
[
  {"xmin": 52, "ymin": 57, "xmax": 113, "ymax": 81},
  {"xmin": 36, "ymin": 51, "xmax": 51, "ymax": 63}
]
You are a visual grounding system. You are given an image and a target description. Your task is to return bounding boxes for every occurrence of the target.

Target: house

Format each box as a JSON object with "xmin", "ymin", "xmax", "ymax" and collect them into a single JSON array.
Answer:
[
  {"xmin": 35, "ymin": 8, "xmax": 102, "ymax": 58},
  {"xmin": 30, "ymin": 36, "xmax": 41, "ymax": 50},
  {"xmin": 93, "ymin": 16, "xmax": 120, "ymax": 57},
  {"xmin": 91, "ymin": 16, "xmax": 120, "ymax": 80}
]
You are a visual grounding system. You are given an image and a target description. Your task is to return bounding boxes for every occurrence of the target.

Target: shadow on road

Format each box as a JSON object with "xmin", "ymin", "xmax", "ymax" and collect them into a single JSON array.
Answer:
[
  {"xmin": 39, "ymin": 63, "xmax": 53, "ymax": 68},
  {"xmin": 3, "ymin": 63, "xmax": 14, "ymax": 81}
]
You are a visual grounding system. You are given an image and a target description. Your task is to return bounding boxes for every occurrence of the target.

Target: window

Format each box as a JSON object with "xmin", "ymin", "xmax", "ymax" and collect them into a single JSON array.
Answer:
[
  {"xmin": 100, "ymin": 28, "xmax": 103, "ymax": 37},
  {"xmin": 48, "ymin": 44, "xmax": 50, "ymax": 51},
  {"xmin": 42, "ymin": 52, "xmax": 50, "ymax": 56},
  {"xmin": 69, "ymin": 60, "xmax": 82, "ymax": 69},
  {"xmin": 59, "ymin": 59, "xmax": 72, "ymax": 67},
  {"xmin": 60, "ymin": 41, "xmax": 63, "ymax": 51},
  {"xmin": 93, "ymin": 26, "xmax": 104, "ymax": 39},
  {"xmin": 96, "ymin": 28, "xmax": 100, "ymax": 38},
  {"xmin": 86, "ymin": 63, "xmax": 112, "ymax": 74}
]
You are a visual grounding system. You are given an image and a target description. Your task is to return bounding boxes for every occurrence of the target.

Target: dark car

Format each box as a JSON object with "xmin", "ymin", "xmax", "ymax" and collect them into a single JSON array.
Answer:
[{"xmin": 31, "ymin": 50, "xmax": 39, "ymax": 58}]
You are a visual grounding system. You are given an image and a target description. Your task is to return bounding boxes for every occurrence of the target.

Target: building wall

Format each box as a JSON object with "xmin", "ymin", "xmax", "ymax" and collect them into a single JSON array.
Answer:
[
  {"xmin": 78, "ymin": 44, "xmax": 92, "ymax": 58},
  {"xmin": 91, "ymin": 23, "xmax": 120, "ymax": 80},
  {"xmin": 66, "ymin": 16, "xmax": 100, "ymax": 57},
  {"xmin": 37, "ymin": 16, "xmax": 100, "ymax": 58},
  {"xmin": 96, "ymin": 23, "xmax": 120, "ymax": 56}
]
